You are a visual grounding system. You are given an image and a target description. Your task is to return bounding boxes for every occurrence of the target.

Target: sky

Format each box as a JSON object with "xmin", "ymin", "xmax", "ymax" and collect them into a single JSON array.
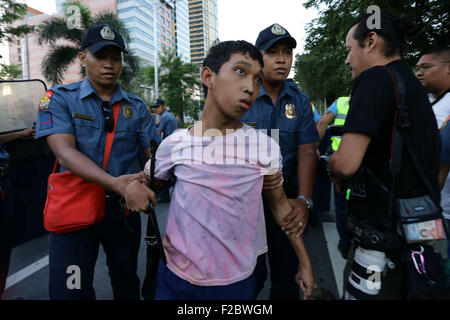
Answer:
[
  {"xmin": 217, "ymin": 0, "xmax": 318, "ymax": 56},
  {"xmin": 1, "ymin": 0, "xmax": 319, "ymax": 74}
]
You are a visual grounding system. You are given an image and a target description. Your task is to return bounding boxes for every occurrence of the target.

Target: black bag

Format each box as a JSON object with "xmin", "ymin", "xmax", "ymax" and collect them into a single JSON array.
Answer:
[
  {"xmin": 403, "ymin": 243, "xmax": 450, "ymax": 300},
  {"xmin": 384, "ymin": 66, "xmax": 450, "ymax": 299}
]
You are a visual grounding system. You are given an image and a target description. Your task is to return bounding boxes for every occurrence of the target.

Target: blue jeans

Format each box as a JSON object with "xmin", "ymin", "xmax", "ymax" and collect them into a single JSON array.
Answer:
[
  {"xmin": 48, "ymin": 200, "xmax": 141, "ymax": 300},
  {"xmin": 155, "ymin": 260, "xmax": 256, "ymax": 300}
]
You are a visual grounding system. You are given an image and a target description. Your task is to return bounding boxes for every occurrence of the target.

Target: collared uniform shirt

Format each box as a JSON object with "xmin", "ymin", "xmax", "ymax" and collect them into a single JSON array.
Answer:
[
  {"xmin": 241, "ymin": 79, "xmax": 319, "ymax": 185},
  {"xmin": 35, "ymin": 79, "xmax": 161, "ymax": 176},
  {"xmin": 157, "ymin": 110, "xmax": 178, "ymax": 139}
]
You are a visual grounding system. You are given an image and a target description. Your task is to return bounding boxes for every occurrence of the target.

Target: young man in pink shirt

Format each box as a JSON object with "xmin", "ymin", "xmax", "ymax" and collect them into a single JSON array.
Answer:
[{"xmin": 125, "ymin": 40, "xmax": 316, "ymax": 300}]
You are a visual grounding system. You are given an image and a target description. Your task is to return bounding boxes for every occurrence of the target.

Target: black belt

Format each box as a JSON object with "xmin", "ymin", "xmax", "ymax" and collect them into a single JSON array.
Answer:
[{"xmin": 0, "ymin": 163, "xmax": 11, "ymax": 177}]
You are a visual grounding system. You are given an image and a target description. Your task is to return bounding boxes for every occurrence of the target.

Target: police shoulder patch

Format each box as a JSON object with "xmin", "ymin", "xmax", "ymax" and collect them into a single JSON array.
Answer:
[
  {"xmin": 39, "ymin": 110, "xmax": 53, "ymax": 130},
  {"xmin": 38, "ymin": 90, "xmax": 53, "ymax": 111},
  {"xmin": 441, "ymin": 115, "xmax": 450, "ymax": 131}
]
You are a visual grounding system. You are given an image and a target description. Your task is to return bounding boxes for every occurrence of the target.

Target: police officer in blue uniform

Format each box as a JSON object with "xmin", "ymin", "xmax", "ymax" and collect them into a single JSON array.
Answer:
[
  {"xmin": 152, "ymin": 98, "xmax": 178, "ymax": 202},
  {"xmin": 34, "ymin": 25, "xmax": 161, "ymax": 300},
  {"xmin": 152, "ymin": 98, "xmax": 178, "ymax": 139},
  {"xmin": 241, "ymin": 24, "xmax": 319, "ymax": 299},
  {"xmin": 0, "ymin": 128, "xmax": 35, "ymax": 299}
]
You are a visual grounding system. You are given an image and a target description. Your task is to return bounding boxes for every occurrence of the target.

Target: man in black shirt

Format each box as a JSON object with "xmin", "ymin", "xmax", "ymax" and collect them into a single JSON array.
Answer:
[{"xmin": 330, "ymin": 12, "xmax": 440, "ymax": 300}]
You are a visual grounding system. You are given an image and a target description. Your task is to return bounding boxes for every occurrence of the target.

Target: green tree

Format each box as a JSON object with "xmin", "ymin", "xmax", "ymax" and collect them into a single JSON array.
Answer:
[
  {"xmin": 37, "ymin": 0, "xmax": 140, "ymax": 89},
  {"xmin": 295, "ymin": 0, "xmax": 450, "ymax": 104},
  {"xmin": 0, "ymin": 0, "xmax": 34, "ymax": 42},
  {"xmin": 144, "ymin": 49, "xmax": 200, "ymax": 125},
  {"xmin": 125, "ymin": 63, "xmax": 154, "ymax": 104},
  {"xmin": 0, "ymin": 62, "xmax": 21, "ymax": 79}
]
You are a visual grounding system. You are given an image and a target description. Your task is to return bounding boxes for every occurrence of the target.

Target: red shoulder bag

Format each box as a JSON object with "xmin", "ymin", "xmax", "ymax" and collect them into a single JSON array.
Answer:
[{"xmin": 43, "ymin": 102, "xmax": 120, "ymax": 234}]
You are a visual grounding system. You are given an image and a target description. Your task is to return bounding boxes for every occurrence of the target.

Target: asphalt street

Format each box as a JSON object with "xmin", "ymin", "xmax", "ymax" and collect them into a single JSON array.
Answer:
[{"xmin": 3, "ymin": 195, "xmax": 345, "ymax": 300}]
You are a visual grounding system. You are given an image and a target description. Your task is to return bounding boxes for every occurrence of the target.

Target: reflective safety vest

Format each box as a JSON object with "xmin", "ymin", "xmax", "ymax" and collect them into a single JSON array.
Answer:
[{"xmin": 330, "ymin": 96, "xmax": 350, "ymax": 151}]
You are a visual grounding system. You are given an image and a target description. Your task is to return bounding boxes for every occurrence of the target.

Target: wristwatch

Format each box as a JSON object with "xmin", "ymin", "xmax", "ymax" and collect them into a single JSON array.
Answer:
[{"xmin": 297, "ymin": 194, "xmax": 314, "ymax": 210}]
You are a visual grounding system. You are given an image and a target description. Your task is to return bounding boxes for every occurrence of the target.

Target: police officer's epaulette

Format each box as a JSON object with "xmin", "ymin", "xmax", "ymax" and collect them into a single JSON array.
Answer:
[
  {"xmin": 53, "ymin": 82, "xmax": 80, "ymax": 92},
  {"xmin": 285, "ymin": 79, "xmax": 301, "ymax": 92},
  {"xmin": 286, "ymin": 79, "xmax": 309, "ymax": 97},
  {"xmin": 125, "ymin": 92, "xmax": 145, "ymax": 104}
]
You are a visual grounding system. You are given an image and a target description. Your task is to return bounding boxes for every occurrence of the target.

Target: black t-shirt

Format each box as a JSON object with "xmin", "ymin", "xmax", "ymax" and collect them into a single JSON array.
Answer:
[{"xmin": 343, "ymin": 60, "xmax": 441, "ymax": 229}]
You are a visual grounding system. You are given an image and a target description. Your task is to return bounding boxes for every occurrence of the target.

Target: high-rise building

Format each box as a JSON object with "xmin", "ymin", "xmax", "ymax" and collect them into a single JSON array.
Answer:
[
  {"xmin": 8, "ymin": 0, "xmax": 193, "ymax": 88},
  {"xmin": 56, "ymin": 0, "xmax": 159, "ymax": 65},
  {"xmin": 172, "ymin": 0, "xmax": 190, "ymax": 63},
  {"xmin": 188, "ymin": 0, "xmax": 218, "ymax": 65},
  {"xmin": 117, "ymin": 0, "xmax": 157, "ymax": 65},
  {"xmin": 157, "ymin": 0, "xmax": 174, "ymax": 54}
]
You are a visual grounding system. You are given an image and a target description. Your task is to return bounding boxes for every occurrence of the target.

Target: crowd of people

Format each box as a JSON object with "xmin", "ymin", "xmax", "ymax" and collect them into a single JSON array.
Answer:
[{"xmin": 0, "ymin": 8, "xmax": 449, "ymax": 301}]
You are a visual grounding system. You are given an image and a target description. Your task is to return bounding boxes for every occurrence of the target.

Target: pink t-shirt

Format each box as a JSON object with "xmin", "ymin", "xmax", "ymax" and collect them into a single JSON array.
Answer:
[{"xmin": 144, "ymin": 124, "xmax": 282, "ymax": 286}]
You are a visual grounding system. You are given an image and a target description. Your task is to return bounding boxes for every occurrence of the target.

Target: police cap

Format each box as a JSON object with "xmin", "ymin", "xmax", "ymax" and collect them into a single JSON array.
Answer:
[
  {"xmin": 255, "ymin": 23, "xmax": 297, "ymax": 51},
  {"xmin": 81, "ymin": 24, "xmax": 127, "ymax": 53},
  {"xmin": 151, "ymin": 98, "xmax": 165, "ymax": 107}
]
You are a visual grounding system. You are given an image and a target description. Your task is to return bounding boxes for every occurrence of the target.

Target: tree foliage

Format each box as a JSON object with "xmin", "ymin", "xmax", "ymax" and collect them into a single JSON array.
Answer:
[
  {"xmin": 38, "ymin": 0, "xmax": 140, "ymax": 88},
  {"xmin": 0, "ymin": 62, "xmax": 21, "ymax": 79},
  {"xmin": 0, "ymin": 0, "xmax": 34, "ymax": 43},
  {"xmin": 295, "ymin": 0, "xmax": 450, "ymax": 107},
  {"xmin": 140, "ymin": 49, "xmax": 200, "ymax": 125}
]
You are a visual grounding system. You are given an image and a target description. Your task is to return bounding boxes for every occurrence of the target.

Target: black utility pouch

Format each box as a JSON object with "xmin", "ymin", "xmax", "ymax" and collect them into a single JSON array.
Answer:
[
  {"xmin": 346, "ymin": 215, "xmax": 402, "ymax": 252},
  {"xmin": 395, "ymin": 195, "xmax": 447, "ymax": 243}
]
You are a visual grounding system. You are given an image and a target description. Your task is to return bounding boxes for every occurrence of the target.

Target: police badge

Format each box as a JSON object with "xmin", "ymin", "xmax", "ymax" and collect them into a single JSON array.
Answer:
[
  {"xmin": 100, "ymin": 26, "xmax": 115, "ymax": 40},
  {"xmin": 285, "ymin": 104, "xmax": 296, "ymax": 119},
  {"xmin": 271, "ymin": 24, "xmax": 286, "ymax": 35},
  {"xmin": 122, "ymin": 105, "xmax": 133, "ymax": 118}
]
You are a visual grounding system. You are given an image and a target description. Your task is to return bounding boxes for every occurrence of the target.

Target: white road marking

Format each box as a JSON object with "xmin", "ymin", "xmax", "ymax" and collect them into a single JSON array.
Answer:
[
  {"xmin": 322, "ymin": 222, "xmax": 346, "ymax": 298},
  {"xmin": 5, "ymin": 255, "xmax": 49, "ymax": 290}
]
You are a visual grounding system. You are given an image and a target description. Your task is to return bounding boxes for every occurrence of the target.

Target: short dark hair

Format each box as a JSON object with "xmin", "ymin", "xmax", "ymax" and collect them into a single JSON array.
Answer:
[
  {"xmin": 351, "ymin": 11, "xmax": 420, "ymax": 57},
  {"xmin": 423, "ymin": 46, "xmax": 450, "ymax": 61},
  {"xmin": 202, "ymin": 40, "xmax": 264, "ymax": 97}
]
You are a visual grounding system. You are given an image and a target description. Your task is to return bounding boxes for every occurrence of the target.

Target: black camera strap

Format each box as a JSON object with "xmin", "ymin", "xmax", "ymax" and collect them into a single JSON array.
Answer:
[
  {"xmin": 141, "ymin": 140, "xmax": 166, "ymax": 300},
  {"xmin": 384, "ymin": 66, "xmax": 440, "ymax": 202},
  {"xmin": 145, "ymin": 139, "xmax": 167, "ymax": 264},
  {"xmin": 382, "ymin": 65, "xmax": 442, "ymax": 232}
]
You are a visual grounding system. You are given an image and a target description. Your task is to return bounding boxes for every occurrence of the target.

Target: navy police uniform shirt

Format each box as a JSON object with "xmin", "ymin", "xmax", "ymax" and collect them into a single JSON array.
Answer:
[
  {"xmin": 157, "ymin": 110, "xmax": 178, "ymax": 139},
  {"xmin": 35, "ymin": 79, "xmax": 161, "ymax": 176},
  {"xmin": 240, "ymin": 79, "xmax": 319, "ymax": 184}
]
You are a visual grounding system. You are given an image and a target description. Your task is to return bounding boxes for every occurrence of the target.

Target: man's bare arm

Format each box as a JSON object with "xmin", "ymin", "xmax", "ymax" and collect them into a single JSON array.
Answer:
[
  {"xmin": 297, "ymin": 143, "xmax": 317, "ymax": 198},
  {"xmin": 316, "ymin": 111, "xmax": 335, "ymax": 141},
  {"xmin": 439, "ymin": 161, "xmax": 450, "ymax": 190},
  {"xmin": 329, "ymin": 132, "xmax": 371, "ymax": 179},
  {"xmin": 0, "ymin": 128, "xmax": 35, "ymax": 143},
  {"xmin": 263, "ymin": 186, "xmax": 316, "ymax": 298}
]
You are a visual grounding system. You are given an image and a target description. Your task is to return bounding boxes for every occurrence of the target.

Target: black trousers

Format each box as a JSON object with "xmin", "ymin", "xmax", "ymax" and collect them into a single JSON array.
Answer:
[
  {"xmin": 0, "ymin": 176, "xmax": 13, "ymax": 299},
  {"xmin": 48, "ymin": 199, "xmax": 142, "ymax": 300}
]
